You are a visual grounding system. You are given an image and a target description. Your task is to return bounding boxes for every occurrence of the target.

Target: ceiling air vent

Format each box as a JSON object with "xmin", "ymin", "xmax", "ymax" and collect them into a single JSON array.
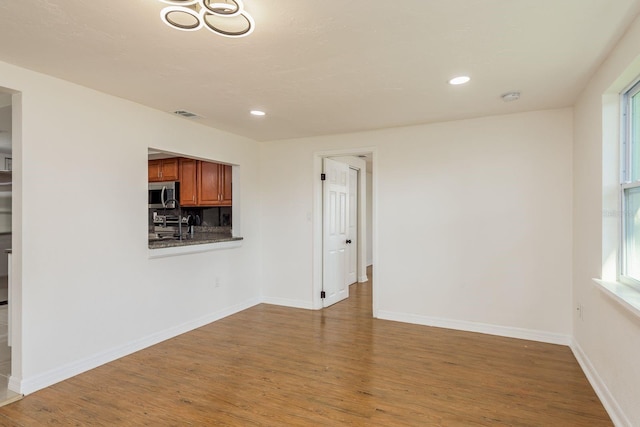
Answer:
[
  {"xmin": 501, "ymin": 91, "xmax": 521, "ymax": 102},
  {"xmin": 173, "ymin": 110, "xmax": 199, "ymax": 118}
]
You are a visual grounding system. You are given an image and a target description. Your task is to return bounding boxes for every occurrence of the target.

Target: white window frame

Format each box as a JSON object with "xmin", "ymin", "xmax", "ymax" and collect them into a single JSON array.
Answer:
[{"xmin": 620, "ymin": 78, "xmax": 640, "ymax": 291}]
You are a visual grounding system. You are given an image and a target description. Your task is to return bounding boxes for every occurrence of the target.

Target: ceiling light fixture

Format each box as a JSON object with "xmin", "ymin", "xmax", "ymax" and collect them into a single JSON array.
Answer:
[
  {"xmin": 448, "ymin": 76, "xmax": 471, "ymax": 85},
  {"xmin": 159, "ymin": 0, "xmax": 254, "ymax": 38},
  {"xmin": 250, "ymin": 110, "xmax": 266, "ymax": 116}
]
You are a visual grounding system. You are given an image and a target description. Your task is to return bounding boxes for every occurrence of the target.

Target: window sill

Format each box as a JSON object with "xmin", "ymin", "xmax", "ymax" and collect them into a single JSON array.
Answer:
[{"xmin": 592, "ymin": 278, "xmax": 640, "ymax": 318}]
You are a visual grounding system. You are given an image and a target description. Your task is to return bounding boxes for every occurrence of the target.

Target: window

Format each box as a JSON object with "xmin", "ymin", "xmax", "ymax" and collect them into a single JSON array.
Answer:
[
  {"xmin": 621, "ymin": 79, "xmax": 640, "ymax": 288},
  {"xmin": 147, "ymin": 148, "xmax": 241, "ymax": 254}
]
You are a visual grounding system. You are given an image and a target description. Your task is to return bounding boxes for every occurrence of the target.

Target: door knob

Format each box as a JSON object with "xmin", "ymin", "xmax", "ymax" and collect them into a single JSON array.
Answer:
[{"xmin": 346, "ymin": 239, "xmax": 352, "ymax": 244}]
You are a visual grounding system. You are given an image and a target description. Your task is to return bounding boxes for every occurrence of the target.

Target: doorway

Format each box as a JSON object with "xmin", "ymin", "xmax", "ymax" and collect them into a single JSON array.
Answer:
[
  {"xmin": 313, "ymin": 149, "xmax": 376, "ymax": 314},
  {"xmin": 0, "ymin": 88, "xmax": 20, "ymax": 404}
]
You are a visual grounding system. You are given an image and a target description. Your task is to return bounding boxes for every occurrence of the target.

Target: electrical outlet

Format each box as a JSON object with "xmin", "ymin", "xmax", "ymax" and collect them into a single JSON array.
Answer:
[
  {"xmin": 577, "ymin": 303, "xmax": 584, "ymax": 321},
  {"xmin": 215, "ymin": 277, "xmax": 221, "ymax": 288}
]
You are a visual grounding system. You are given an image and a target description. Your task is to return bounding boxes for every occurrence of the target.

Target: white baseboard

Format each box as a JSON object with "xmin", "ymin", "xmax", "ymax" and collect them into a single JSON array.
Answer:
[
  {"xmin": 261, "ymin": 296, "xmax": 314, "ymax": 310},
  {"xmin": 571, "ymin": 339, "xmax": 630, "ymax": 427},
  {"xmin": 16, "ymin": 297, "xmax": 261, "ymax": 395},
  {"xmin": 7, "ymin": 375, "xmax": 21, "ymax": 395},
  {"xmin": 376, "ymin": 310, "xmax": 571, "ymax": 345}
]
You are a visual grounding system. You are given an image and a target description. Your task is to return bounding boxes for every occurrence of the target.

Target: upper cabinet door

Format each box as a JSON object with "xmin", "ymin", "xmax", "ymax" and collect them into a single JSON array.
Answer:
[
  {"xmin": 161, "ymin": 158, "xmax": 179, "ymax": 181},
  {"xmin": 148, "ymin": 158, "xmax": 179, "ymax": 182},
  {"xmin": 220, "ymin": 164, "xmax": 233, "ymax": 206},
  {"xmin": 148, "ymin": 159, "xmax": 161, "ymax": 182},
  {"xmin": 179, "ymin": 158, "xmax": 197, "ymax": 206},
  {"xmin": 197, "ymin": 161, "xmax": 222, "ymax": 206},
  {"xmin": 197, "ymin": 162, "xmax": 232, "ymax": 206}
]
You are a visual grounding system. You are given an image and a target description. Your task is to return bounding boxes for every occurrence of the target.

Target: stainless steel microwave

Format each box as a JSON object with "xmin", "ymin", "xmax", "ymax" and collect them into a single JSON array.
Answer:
[{"xmin": 149, "ymin": 181, "xmax": 178, "ymax": 209}]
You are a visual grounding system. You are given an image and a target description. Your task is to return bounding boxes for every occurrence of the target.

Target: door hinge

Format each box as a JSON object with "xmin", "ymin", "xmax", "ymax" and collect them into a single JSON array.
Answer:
[
  {"xmin": 321, "ymin": 291, "xmax": 326, "ymax": 299},
  {"xmin": 321, "ymin": 173, "xmax": 326, "ymax": 181}
]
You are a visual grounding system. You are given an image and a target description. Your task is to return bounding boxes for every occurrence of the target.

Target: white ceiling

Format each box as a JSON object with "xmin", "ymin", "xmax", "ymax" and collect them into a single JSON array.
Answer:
[{"xmin": 0, "ymin": 0, "xmax": 639, "ymax": 142}]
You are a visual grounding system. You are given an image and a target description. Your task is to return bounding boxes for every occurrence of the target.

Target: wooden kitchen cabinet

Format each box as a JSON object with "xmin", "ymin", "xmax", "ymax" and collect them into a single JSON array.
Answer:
[
  {"xmin": 220, "ymin": 164, "xmax": 232, "ymax": 205},
  {"xmin": 197, "ymin": 161, "xmax": 232, "ymax": 207},
  {"xmin": 148, "ymin": 158, "xmax": 179, "ymax": 182},
  {"xmin": 179, "ymin": 158, "xmax": 198, "ymax": 206},
  {"xmin": 198, "ymin": 161, "xmax": 222, "ymax": 205},
  {"xmin": 179, "ymin": 159, "xmax": 232, "ymax": 207}
]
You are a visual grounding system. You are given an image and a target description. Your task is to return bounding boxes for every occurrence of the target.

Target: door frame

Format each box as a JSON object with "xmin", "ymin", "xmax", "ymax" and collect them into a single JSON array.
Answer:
[
  {"xmin": 312, "ymin": 147, "xmax": 377, "ymax": 315},
  {"xmin": 0, "ymin": 87, "xmax": 22, "ymax": 394}
]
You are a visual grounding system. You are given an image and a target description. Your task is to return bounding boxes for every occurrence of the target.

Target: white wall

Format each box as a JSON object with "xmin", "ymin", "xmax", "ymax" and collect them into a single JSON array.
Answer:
[
  {"xmin": 0, "ymin": 60, "xmax": 262, "ymax": 393},
  {"xmin": 260, "ymin": 109, "xmax": 573, "ymax": 341},
  {"xmin": 573, "ymin": 14, "xmax": 640, "ymax": 426}
]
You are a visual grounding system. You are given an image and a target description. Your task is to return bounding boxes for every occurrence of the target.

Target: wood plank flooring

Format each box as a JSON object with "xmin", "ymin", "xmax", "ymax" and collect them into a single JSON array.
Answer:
[{"xmin": 0, "ymin": 268, "xmax": 611, "ymax": 425}]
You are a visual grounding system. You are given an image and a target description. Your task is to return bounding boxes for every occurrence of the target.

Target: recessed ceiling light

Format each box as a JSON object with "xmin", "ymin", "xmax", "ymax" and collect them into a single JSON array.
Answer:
[
  {"xmin": 449, "ymin": 76, "xmax": 471, "ymax": 85},
  {"xmin": 250, "ymin": 110, "xmax": 266, "ymax": 116}
]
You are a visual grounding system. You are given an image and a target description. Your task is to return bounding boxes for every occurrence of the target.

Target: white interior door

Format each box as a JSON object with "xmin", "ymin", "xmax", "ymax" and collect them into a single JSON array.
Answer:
[
  {"xmin": 346, "ymin": 168, "xmax": 357, "ymax": 285},
  {"xmin": 322, "ymin": 158, "xmax": 349, "ymax": 307}
]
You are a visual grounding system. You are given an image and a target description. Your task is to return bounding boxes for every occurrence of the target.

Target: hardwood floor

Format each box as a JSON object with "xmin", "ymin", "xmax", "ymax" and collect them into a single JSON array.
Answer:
[{"xmin": 0, "ymin": 268, "xmax": 611, "ymax": 425}]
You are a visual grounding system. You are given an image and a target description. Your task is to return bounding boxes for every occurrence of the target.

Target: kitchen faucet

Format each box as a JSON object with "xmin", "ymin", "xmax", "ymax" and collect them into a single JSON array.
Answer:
[{"xmin": 163, "ymin": 198, "xmax": 182, "ymax": 241}]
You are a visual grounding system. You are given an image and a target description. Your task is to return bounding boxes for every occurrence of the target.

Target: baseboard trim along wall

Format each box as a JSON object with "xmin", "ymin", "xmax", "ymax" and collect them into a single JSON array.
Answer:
[
  {"xmin": 261, "ymin": 297, "xmax": 314, "ymax": 310},
  {"xmin": 376, "ymin": 310, "xmax": 572, "ymax": 346},
  {"xmin": 571, "ymin": 339, "xmax": 630, "ymax": 427},
  {"xmin": 14, "ymin": 297, "xmax": 262, "ymax": 395}
]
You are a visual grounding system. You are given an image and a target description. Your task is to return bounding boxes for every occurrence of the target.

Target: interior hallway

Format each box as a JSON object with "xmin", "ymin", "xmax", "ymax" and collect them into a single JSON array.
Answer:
[{"xmin": 0, "ymin": 267, "xmax": 610, "ymax": 425}]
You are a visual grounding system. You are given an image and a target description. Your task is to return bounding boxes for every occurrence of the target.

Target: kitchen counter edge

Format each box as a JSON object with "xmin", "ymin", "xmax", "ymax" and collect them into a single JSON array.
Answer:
[{"xmin": 149, "ymin": 233, "xmax": 243, "ymax": 249}]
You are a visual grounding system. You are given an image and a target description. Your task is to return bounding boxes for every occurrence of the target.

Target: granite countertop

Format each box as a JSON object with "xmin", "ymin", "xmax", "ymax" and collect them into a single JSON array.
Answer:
[{"xmin": 148, "ymin": 226, "xmax": 242, "ymax": 249}]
